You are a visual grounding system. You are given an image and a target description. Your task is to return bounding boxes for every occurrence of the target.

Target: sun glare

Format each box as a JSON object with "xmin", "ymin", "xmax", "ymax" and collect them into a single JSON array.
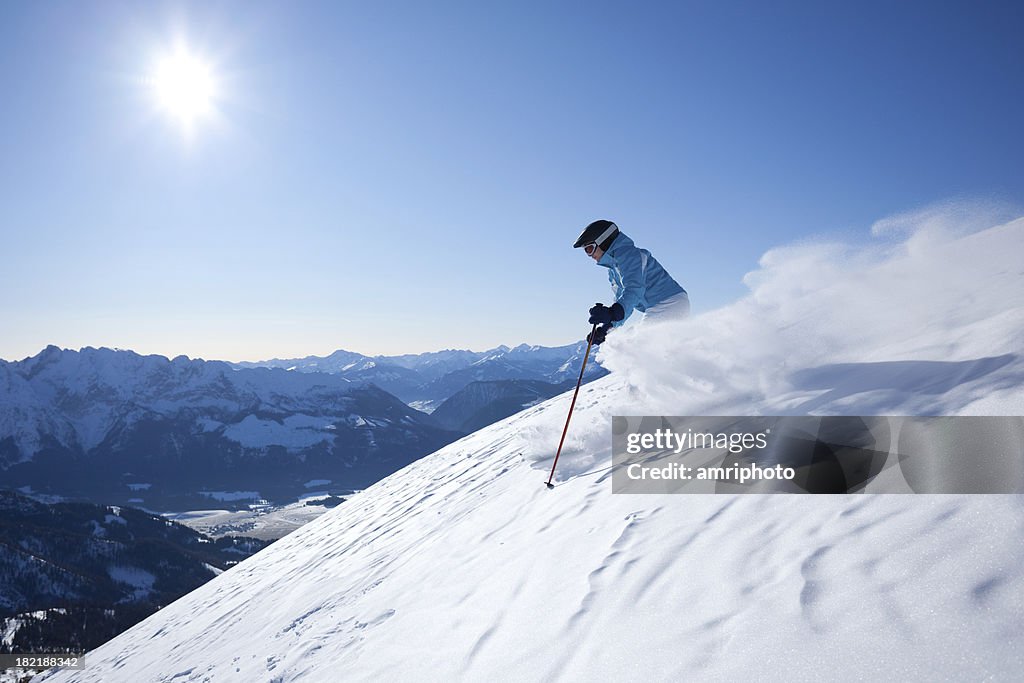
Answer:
[{"xmin": 150, "ymin": 48, "xmax": 217, "ymax": 130}]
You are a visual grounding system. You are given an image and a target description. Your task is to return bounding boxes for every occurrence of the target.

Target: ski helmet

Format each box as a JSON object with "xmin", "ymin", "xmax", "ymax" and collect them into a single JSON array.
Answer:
[{"xmin": 573, "ymin": 220, "xmax": 619, "ymax": 251}]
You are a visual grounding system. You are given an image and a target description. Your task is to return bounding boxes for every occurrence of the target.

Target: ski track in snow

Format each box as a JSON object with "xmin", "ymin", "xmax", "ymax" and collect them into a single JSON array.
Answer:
[{"xmin": 41, "ymin": 208, "xmax": 1024, "ymax": 682}]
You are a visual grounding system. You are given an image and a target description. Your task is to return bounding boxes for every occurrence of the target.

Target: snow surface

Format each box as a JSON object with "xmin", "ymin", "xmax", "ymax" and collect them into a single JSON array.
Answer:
[
  {"xmin": 221, "ymin": 414, "xmax": 336, "ymax": 450},
  {"xmin": 42, "ymin": 207, "xmax": 1024, "ymax": 682}
]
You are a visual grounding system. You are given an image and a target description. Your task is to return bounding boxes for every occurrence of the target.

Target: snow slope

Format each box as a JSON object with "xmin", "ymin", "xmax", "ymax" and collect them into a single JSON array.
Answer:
[{"xmin": 42, "ymin": 206, "xmax": 1024, "ymax": 682}]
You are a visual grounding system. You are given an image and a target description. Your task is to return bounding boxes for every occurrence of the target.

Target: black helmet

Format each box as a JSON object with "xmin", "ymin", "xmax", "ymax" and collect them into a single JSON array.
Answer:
[{"xmin": 573, "ymin": 220, "xmax": 619, "ymax": 251}]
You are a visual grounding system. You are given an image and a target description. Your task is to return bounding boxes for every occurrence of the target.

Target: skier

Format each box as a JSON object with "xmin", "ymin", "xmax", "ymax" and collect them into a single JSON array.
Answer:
[{"xmin": 573, "ymin": 219, "xmax": 689, "ymax": 345}]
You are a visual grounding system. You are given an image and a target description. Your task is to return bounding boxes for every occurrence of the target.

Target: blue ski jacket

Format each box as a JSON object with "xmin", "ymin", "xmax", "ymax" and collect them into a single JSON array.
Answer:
[{"xmin": 597, "ymin": 232, "xmax": 686, "ymax": 326}]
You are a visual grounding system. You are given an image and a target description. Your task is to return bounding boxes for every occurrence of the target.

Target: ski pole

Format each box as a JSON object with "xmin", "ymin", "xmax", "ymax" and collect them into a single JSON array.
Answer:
[{"xmin": 545, "ymin": 322, "xmax": 598, "ymax": 489}]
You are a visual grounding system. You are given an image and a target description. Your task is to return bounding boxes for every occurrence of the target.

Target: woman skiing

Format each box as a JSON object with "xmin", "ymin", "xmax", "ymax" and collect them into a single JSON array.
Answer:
[{"xmin": 573, "ymin": 219, "xmax": 689, "ymax": 345}]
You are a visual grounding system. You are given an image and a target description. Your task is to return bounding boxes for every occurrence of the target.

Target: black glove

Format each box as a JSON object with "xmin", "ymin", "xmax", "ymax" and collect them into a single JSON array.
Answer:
[
  {"xmin": 587, "ymin": 323, "xmax": 612, "ymax": 346},
  {"xmin": 589, "ymin": 302, "xmax": 625, "ymax": 325}
]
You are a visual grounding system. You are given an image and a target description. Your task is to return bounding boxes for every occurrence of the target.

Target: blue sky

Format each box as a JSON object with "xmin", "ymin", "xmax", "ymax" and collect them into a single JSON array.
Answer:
[{"xmin": 1, "ymin": 1, "xmax": 1021, "ymax": 361}]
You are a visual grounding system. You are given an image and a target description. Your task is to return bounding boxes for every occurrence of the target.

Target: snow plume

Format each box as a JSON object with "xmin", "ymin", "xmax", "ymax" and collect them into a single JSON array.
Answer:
[{"xmin": 524, "ymin": 203, "xmax": 1024, "ymax": 478}]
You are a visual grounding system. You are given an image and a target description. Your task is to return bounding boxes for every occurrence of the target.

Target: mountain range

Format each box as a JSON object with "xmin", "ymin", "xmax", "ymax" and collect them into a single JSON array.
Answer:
[
  {"xmin": 0, "ymin": 346, "xmax": 460, "ymax": 508},
  {"xmin": 0, "ymin": 343, "xmax": 604, "ymax": 509},
  {"xmin": 233, "ymin": 342, "xmax": 606, "ymax": 411}
]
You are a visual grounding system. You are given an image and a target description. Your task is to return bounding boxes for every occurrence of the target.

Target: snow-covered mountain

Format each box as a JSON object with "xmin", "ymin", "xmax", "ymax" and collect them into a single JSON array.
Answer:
[
  {"xmin": 0, "ymin": 347, "xmax": 460, "ymax": 507},
  {"xmin": 39, "ymin": 210, "xmax": 1024, "ymax": 681},
  {"xmin": 234, "ymin": 341, "xmax": 607, "ymax": 407}
]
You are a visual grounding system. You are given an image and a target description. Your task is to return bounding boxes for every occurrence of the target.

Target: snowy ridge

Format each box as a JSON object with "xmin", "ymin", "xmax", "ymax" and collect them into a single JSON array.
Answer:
[
  {"xmin": 233, "ymin": 341, "xmax": 605, "ymax": 406},
  {"xmin": 43, "ymin": 207, "xmax": 1024, "ymax": 682},
  {"xmin": 0, "ymin": 347, "xmax": 362, "ymax": 457}
]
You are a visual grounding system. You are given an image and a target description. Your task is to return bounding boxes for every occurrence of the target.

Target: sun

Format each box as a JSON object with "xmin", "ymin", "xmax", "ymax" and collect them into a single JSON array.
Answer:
[{"xmin": 149, "ymin": 48, "xmax": 217, "ymax": 129}]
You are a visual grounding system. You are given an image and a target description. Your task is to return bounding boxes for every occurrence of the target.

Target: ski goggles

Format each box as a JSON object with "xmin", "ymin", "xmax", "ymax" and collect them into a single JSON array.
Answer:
[{"xmin": 583, "ymin": 242, "xmax": 599, "ymax": 255}]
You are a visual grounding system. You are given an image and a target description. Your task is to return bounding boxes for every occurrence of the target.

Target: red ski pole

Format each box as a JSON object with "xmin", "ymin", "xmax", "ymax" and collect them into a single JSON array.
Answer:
[{"xmin": 545, "ymin": 323, "xmax": 599, "ymax": 489}]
